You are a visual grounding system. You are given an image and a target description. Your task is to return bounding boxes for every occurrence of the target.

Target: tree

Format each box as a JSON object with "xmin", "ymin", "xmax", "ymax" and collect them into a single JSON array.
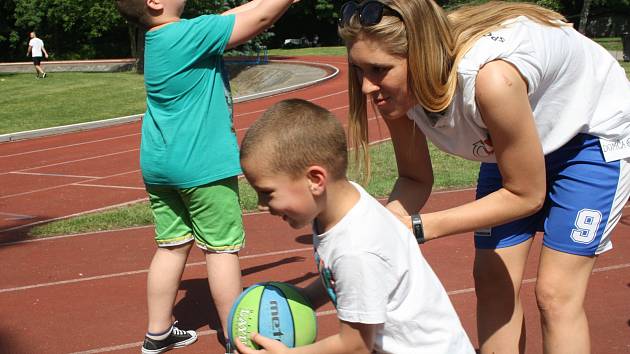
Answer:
[
  {"xmin": 5, "ymin": 0, "xmax": 128, "ymax": 60},
  {"xmin": 578, "ymin": 0, "xmax": 593, "ymax": 33}
]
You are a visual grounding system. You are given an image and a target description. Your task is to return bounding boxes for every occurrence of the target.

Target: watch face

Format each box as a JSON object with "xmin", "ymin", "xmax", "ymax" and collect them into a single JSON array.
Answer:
[{"xmin": 411, "ymin": 214, "xmax": 425, "ymax": 244}]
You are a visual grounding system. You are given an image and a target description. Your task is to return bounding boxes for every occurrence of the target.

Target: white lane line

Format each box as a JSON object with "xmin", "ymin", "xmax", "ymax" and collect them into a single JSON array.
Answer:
[
  {"xmin": 9, "ymin": 171, "xmax": 99, "ymax": 179},
  {"xmin": 0, "ymin": 247, "xmax": 313, "ymax": 293},
  {"xmin": 0, "ymin": 169, "xmax": 140, "ymax": 200},
  {"xmin": 234, "ymin": 89, "xmax": 349, "ymax": 118},
  {"xmin": 75, "ymin": 183, "xmax": 145, "ymax": 190},
  {"xmin": 64, "ymin": 262, "xmax": 630, "ymax": 353},
  {"xmin": 445, "ymin": 262, "xmax": 630, "ymax": 296},
  {"xmin": 0, "ymin": 133, "xmax": 140, "ymax": 158},
  {"xmin": 0, "ymin": 212, "xmax": 35, "ymax": 221},
  {"xmin": 0, "ymin": 148, "xmax": 139, "ymax": 178}
]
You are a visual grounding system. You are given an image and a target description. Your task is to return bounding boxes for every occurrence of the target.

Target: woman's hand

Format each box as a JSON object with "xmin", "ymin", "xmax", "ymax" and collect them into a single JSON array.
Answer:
[
  {"xmin": 386, "ymin": 205, "xmax": 413, "ymax": 230},
  {"xmin": 234, "ymin": 333, "xmax": 290, "ymax": 354}
]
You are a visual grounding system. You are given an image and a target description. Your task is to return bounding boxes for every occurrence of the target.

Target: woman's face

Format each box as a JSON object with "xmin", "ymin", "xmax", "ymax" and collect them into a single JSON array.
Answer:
[{"xmin": 348, "ymin": 37, "xmax": 416, "ymax": 120}]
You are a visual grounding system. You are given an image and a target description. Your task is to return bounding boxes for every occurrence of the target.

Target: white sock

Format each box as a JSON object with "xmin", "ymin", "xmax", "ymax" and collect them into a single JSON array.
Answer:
[{"xmin": 146, "ymin": 324, "xmax": 173, "ymax": 340}]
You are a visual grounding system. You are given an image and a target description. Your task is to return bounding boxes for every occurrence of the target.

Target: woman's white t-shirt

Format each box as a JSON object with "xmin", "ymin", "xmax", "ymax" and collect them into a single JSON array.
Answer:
[{"xmin": 408, "ymin": 16, "xmax": 630, "ymax": 163}]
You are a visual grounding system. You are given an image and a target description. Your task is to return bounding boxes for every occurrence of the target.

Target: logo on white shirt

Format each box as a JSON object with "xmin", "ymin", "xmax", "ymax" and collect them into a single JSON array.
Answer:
[{"xmin": 472, "ymin": 136, "xmax": 495, "ymax": 158}]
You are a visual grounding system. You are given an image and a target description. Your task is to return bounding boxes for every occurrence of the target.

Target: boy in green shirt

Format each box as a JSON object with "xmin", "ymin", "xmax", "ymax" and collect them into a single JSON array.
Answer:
[{"xmin": 114, "ymin": 0, "xmax": 298, "ymax": 353}]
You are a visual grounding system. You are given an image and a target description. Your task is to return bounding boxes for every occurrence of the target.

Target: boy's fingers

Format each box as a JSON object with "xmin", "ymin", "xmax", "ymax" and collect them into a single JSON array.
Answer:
[
  {"xmin": 234, "ymin": 336, "xmax": 255, "ymax": 354},
  {"xmin": 251, "ymin": 333, "xmax": 288, "ymax": 351}
]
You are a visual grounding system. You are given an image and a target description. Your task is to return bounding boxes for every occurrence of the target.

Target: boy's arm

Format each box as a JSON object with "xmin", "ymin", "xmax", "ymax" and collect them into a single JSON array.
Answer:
[
  {"xmin": 26, "ymin": 45, "xmax": 31, "ymax": 57},
  {"xmin": 225, "ymin": 0, "xmax": 297, "ymax": 49},
  {"xmin": 42, "ymin": 46, "xmax": 48, "ymax": 58},
  {"xmin": 222, "ymin": 0, "xmax": 263, "ymax": 15},
  {"xmin": 235, "ymin": 320, "xmax": 376, "ymax": 354},
  {"xmin": 223, "ymin": 0, "xmax": 299, "ymax": 15}
]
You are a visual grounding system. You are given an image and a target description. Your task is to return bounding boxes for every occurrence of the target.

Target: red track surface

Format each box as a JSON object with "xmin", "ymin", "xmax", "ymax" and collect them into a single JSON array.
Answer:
[{"xmin": 0, "ymin": 56, "xmax": 628, "ymax": 354}]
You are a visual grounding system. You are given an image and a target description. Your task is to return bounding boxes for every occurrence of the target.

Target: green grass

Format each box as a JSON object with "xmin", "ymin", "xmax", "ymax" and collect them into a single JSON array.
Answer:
[
  {"xmin": 593, "ymin": 37, "xmax": 622, "ymax": 51},
  {"xmin": 1, "ymin": 44, "xmax": 627, "ymax": 135},
  {"xmin": 0, "ymin": 72, "xmax": 147, "ymax": 134},
  {"xmin": 28, "ymin": 140, "xmax": 480, "ymax": 238}
]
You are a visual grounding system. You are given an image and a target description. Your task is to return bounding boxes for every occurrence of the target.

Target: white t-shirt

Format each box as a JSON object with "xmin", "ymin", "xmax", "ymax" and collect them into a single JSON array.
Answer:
[
  {"xmin": 313, "ymin": 182, "xmax": 474, "ymax": 354},
  {"xmin": 29, "ymin": 38, "xmax": 44, "ymax": 57},
  {"xmin": 408, "ymin": 16, "xmax": 630, "ymax": 163}
]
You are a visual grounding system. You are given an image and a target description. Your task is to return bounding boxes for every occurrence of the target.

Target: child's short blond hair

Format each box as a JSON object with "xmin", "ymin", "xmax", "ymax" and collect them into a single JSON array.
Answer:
[
  {"xmin": 115, "ymin": 0, "xmax": 150, "ymax": 27},
  {"xmin": 241, "ymin": 99, "xmax": 348, "ymax": 180}
]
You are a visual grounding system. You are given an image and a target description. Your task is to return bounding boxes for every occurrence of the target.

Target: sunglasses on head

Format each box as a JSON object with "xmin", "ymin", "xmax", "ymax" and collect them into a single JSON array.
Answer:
[{"xmin": 339, "ymin": 0, "xmax": 402, "ymax": 28}]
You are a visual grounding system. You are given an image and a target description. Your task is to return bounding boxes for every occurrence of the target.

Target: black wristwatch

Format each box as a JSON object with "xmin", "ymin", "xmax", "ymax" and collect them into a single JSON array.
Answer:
[{"xmin": 411, "ymin": 213, "xmax": 425, "ymax": 244}]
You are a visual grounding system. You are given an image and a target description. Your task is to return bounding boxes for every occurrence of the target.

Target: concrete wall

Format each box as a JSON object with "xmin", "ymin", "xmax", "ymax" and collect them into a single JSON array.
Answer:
[{"xmin": 0, "ymin": 59, "xmax": 136, "ymax": 74}]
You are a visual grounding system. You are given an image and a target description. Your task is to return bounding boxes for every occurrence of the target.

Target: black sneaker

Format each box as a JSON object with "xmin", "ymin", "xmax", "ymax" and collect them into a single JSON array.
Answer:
[
  {"xmin": 42, "ymin": 72, "xmax": 46, "ymax": 78},
  {"xmin": 141, "ymin": 323, "xmax": 198, "ymax": 354}
]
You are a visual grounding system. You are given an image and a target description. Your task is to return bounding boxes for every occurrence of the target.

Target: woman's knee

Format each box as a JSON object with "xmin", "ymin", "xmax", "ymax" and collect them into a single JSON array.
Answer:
[{"xmin": 535, "ymin": 280, "xmax": 584, "ymax": 321}]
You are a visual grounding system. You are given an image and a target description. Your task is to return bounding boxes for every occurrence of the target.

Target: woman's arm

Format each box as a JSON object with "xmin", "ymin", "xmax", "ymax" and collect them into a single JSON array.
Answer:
[
  {"xmin": 422, "ymin": 59, "xmax": 546, "ymax": 241},
  {"xmin": 384, "ymin": 115, "xmax": 434, "ymax": 220},
  {"xmin": 235, "ymin": 320, "xmax": 376, "ymax": 354}
]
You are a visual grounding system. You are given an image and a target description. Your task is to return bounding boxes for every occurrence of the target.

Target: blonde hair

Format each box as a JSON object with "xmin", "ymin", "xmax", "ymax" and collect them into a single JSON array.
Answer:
[
  {"xmin": 240, "ymin": 99, "xmax": 349, "ymax": 180},
  {"xmin": 338, "ymin": 0, "xmax": 566, "ymax": 173}
]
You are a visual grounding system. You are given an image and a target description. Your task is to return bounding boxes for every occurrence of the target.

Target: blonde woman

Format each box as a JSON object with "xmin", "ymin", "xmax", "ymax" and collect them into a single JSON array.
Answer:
[{"xmin": 339, "ymin": 1, "xmax": 630, "ymax": 353}]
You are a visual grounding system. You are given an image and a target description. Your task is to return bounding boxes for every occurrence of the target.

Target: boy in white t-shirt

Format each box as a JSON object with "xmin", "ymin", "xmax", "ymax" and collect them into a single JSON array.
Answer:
[
  {"xmin": 237, "ymin": 99, "xmax": 475, "ymax": 354},
  {"xmin": 27, "ymin": 32, "xmax": 48, "ymax": 78}
]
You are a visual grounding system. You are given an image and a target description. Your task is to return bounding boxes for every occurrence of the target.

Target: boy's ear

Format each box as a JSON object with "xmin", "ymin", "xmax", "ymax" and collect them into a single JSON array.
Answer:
[
  {"xmin": 146, "ymin": 0, "xmax": 164, "ymax": 11},
  {"xmin": 306, "ymin": 166, "xmax": 327, "ymax": 195}
]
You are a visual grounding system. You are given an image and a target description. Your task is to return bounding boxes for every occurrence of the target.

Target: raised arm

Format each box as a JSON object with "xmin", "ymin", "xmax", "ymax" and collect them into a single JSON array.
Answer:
[
  {"xmin": 421, "ymin": 60, "xmax": 545, "ymax": 241},
  {"xmin": 226, "ymin": 0, "xmax": 297, "ymax": 49},
  {"xmin": 222, "ymin": 0, "xmax": 263, "ymax": 15}
]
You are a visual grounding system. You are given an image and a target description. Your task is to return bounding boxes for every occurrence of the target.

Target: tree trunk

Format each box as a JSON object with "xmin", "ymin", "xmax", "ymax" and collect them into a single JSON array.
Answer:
[
  {"xmin": 128, "ymin": 24, "xmax": 145, "ymax": 74},
  {"xmin": 578, "ymin": 0, "xmax": 592, "ymax": 34}
]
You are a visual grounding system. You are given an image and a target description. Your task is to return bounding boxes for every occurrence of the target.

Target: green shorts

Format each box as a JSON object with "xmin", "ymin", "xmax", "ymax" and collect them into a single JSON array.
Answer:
[{"xmin": 146, "ymin": 177, "xmax": 245, "ymax": 252}]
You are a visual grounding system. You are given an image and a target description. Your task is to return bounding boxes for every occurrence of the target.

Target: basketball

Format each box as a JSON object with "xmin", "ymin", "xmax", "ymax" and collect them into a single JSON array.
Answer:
[{"xmin": 227, "ymin": 281, "xmax": 317, "ymax": 349}]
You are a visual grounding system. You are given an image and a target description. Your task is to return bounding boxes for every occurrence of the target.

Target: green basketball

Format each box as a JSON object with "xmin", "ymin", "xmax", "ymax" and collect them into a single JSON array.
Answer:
[{"xmin": 227, "ymin": 281, "xmax": 317, "ymax": 349}]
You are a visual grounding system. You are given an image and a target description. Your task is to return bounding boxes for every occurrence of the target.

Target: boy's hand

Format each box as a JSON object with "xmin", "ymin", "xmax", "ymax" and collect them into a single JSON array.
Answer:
[{"xmin": 234, "ymin": 333, "xmax": 290, "ymax": 354}]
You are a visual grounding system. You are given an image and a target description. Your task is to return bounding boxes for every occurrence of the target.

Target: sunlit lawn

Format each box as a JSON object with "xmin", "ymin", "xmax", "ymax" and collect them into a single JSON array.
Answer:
[{"xmin": 0, "ymin": 72, "xmax": 146, "ymax": 134}]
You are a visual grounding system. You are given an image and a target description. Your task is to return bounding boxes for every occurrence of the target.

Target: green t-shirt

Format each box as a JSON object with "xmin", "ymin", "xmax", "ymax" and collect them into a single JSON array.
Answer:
[{"xmin": 141, "ymin": 14, "xmax": 240, "ymax": 188}]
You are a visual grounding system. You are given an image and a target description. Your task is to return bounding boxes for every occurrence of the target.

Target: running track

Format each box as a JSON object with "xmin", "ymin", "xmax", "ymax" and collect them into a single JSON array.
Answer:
[{"xmin": 0, "ymin": 56, "xmax": 628, "ymax": 354}]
